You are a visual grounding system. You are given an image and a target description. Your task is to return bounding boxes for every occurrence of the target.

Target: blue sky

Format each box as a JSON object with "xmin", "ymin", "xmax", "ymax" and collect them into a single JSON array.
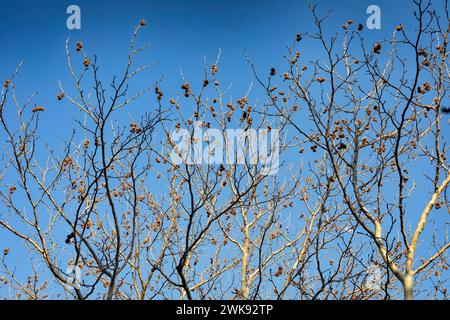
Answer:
[
  {"xmin": 0, "ymin": 0, "xmax": 416, "ymax": 149},
  {"xmin": 1, "ymin": 0, "xmax": 448, "ymax": 299}
]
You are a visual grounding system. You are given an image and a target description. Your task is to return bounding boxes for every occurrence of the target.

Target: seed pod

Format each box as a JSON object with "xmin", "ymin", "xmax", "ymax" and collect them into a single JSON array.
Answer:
[
  {"xmin": 32, "ymin": 106, "xmax": 45, "ymax": 112},
  {"xmin": 373, "ymin": 43, "xmax": 382, "ymax": 54}
]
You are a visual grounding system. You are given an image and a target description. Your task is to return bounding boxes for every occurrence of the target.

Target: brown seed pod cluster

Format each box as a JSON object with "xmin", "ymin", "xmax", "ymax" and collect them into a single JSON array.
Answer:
[
  {"xmin": 130, "ymin": 122, "xmax": 138, "ymax": 132},
  {"xmin": 342, "ymin": 20, "xmax": 353, "ymax": 30},
  {"xmin": 216, "ymin": 164, "xmax": 225, "ymax": 176},
  {"xmin": 337, "ymin": 142, "xmax": 347, "ymax": 150},
  {"xmin": 9, "ymin": 186, "xmax": 16, "ymax": 194},
  {"xmin": 227, "ymin": 102, "xmax": 235, "ymax": 111},
  {"xmin": 63, "ymin": 156, "xmax": 73, "ymax": 167},
  {"xmin": 317, "ymin": 77, "xmax": 325, "ymax": 83},
  {"xmin": 83, "ymin": 58, "xmax": 90, "ymax": 68},
  {"xmin": 3, "ymin": 79, "xmax": 11, "ymax": 88},
  {"xmin": 396, "ymin": 24, "xmax": 404, "ymax": 31},
  {"xmin": 274, "ymin": 265, "xmax": 283, "ymax": 277},
  {"xmin": 65, "ymin": 232, "xmax": 75, "ymax": 244},
  {"xmin": 211, "ymin": 64, "xmax": 218, "ymax": 74},
  {"xmin": 417, "ymin": 82, "xmax": 431, "ymax": 94},
  {"xmin": 32, "ymin": 106, "xmax": 45, "ymax": 113},
  {"xmin": 270, "ymin": 67, "xmax": 276, "ymax": 76},
  {"xmin": 237, "ymin": 97, "xmax": 248, "ymax": 108},
  {"xmin": 140, "ymin": 18, "xmax": 146, "ymax": 26},
  {"xmin": 76, "ymin": 41, "xmax": 83, "ymax": 52},
  {"xmin": 155, "ymin": 86, "xmax": 163, "ymax": 101},
  {"xmin": 373, "ymin": 43, "xmax": 382, "ymax": 54},
  {"xmin": 181, "ymin": 82, "xmax": 190, "ymax": 97},
  {"xmin": 296, "ymin": 33, "xmax": 302, "ymax": 42},
  {"xmin": 358, "ymin": 23, "xmax": 364, "ymax": 31},
  {"xmin": 418, "ymin": 49, "xmax": 428, "ymax": 57},
  {"xmin": 436, "ymin": 45, "xmax": 445, "ymax": 54},
  {"xmin": 241, "ymin": 110, "xmax": 250, "ymax": 123},
  {"xmin": 57, "ymin": 92, "xmax": 65, "ymax": 100}
]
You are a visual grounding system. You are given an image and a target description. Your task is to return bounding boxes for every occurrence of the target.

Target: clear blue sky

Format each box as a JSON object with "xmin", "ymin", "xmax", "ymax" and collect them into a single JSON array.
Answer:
[
  {"xmin": 0, "ymin": 0, "xmax": 420, "ymax": 169},
  {"xmin": 0, "ymin": 0, "xmax": 419, "ymax": 142},
  {"xmin": 1, "ymin": 0, "xmax": 447, "ymax": 299}
]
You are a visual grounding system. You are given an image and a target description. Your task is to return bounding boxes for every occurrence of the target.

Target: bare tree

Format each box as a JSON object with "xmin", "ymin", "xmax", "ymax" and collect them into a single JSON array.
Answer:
[
  {"xmin": 253, "ymin": 0, "xmax": 449, "ymax": 300},
  {"xmin": 0, "ymin": 21, "xmax": 169, "ymax": 300},
  {"xmin": 1, "ymin": 1, "xmax": 449, "ymax": 300}
]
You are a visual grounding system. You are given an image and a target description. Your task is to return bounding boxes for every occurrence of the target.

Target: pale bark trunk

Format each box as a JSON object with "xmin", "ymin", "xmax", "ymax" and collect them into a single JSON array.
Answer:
[
  {"xmin": 403, "ymin": 274, "xmax": 414, "ymax": 300},
  {"xmin": 241, "ymin": 223, "xmax": 249, "ymax": 299}
]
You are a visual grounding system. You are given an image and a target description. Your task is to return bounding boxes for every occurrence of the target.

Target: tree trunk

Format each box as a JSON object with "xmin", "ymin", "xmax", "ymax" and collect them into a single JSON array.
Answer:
[
  {"xmin": 241, "ymin": 223, "xmax": 250, "ymax": 299},
  {"xmin": 403, "ymin": 274, "xmax": 414, "ymax": 300}
]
